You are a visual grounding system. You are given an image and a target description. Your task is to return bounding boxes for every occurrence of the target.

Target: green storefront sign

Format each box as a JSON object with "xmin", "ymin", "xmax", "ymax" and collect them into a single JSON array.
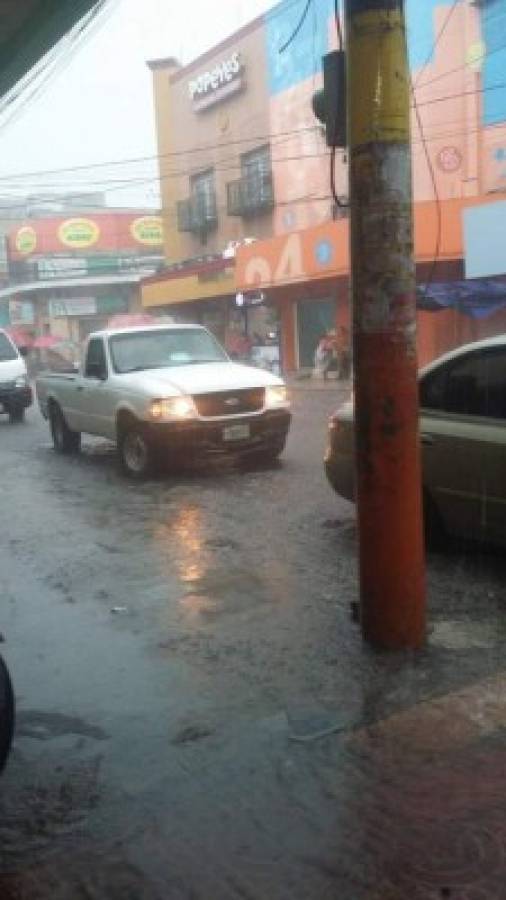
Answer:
[{"xmin": 97, "ymin": 296, "xmax": 129, "ymax": 315}]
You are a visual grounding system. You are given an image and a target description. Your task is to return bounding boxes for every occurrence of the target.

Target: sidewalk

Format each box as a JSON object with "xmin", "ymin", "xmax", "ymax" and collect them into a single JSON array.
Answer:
[{"xmin": 286, "ymin": 372, "xmax": 352, "ymax": 391}]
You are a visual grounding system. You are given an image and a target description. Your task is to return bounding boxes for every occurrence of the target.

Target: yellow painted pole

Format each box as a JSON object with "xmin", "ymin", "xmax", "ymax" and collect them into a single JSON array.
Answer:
[{"xmin": 345, "ymin": 0, "xmax": 426, "ymax": 648}]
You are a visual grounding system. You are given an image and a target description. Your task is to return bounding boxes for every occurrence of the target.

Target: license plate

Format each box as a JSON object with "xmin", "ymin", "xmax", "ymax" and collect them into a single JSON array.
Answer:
[{"xmin": 223, "ymin": 423, "xmax": 250, "ymax": 442}]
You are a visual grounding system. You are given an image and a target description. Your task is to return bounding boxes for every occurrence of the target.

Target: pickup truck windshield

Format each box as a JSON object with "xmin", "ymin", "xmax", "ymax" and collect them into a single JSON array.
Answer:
[
  {"xmin": 109, "ymin": 328, "xmax": 228, "ymax": 374},
  {"xmin": 0, "ymin": 334, "xmax": 18, "ymax": 362}
]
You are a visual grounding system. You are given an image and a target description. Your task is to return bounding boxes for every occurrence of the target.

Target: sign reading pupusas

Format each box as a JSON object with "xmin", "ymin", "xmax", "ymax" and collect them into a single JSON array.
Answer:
[
  {"xmin": 188, "ymin": 52, "xmax": 243, "ymax": 112},
  {"xmin": 58, "ymin": 218, "xmax": 100, "ymax": 250},
  {"xmin": 130, "ymin": 216, "xmax": 164, "ymax": 246}
]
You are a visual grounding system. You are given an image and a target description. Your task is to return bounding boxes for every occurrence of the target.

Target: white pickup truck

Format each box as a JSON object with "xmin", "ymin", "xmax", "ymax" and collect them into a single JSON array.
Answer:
[{"xmin": 36, "ymin": 324, "xmax": 291, "ymax": 478}]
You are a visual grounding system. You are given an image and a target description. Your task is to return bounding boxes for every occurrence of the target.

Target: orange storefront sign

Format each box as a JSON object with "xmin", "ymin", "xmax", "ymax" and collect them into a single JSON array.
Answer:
[
  {"xmin": 236, "ymin": 197, "xmax": 498, "ymax": 291},
  {"xmin": 8, "ymin": 213, "xmax": 164, "ymax": 260},
  {"xmin": 236, "ymin": 220, "xmax": 349, "ymax": 290}
]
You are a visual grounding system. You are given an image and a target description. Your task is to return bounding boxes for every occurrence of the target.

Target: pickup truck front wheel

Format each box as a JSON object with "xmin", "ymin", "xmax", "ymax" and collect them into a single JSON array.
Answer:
[
  {"xmin": 9, "ymin": 407, "xmax": 25, "ymax": 424},
  {"xmin": 118, "ymin": 424, "xmax": 155, "ymax": 479},
  {"xmin": 50, "ymin": 403, "xmax": 81, "ymax": 454}
]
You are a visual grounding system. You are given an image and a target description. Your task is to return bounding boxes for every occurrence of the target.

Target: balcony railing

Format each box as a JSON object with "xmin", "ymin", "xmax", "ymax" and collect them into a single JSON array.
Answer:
[
  {"xmin": 177, "ymin": 192, "xmax": 218, "ymax": 236},
  {"xmin": 227, "ymin": 172, "xmax": 274, "ymax": 218}
]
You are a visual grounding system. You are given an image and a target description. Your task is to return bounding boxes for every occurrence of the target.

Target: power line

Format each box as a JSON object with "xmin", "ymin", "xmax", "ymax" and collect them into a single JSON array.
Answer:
[
  {"xmin": 1, "ymin": 63, "xmax": 506, "ymax": 188},
  {"xmin": 2, "ymin": 97, "xmax": 506, "ymax": 199},
  {"xmin": 414, "ymin": 80, "xmax": 506, "ymax": 110},
  {"xmin": 330, "ymin": 0, "xmax": 347, "ymax": 211},
  {"xmin": 0, "ymin": 1, "xmax": 114, "ymax": 133},
  {"xmin": 3, "ymin": 72, "xmax": 506, "ymax": 190},
  {"xmin": 413, "ymin": 0, "xmax": 460, "ymax": 88},
  {"xmin": 0, "ymin": 125, "xmax": 323, "ymax": 184},
  {"xmin": 0, "ymin": 149, "xmax": 338, "ymax": 211},
  {"xmin": 0, "ymin": 192, "xmax": 336, "ymax": 230},
  {"xmin": 0, "ymin": 145, "xmax": 335, "ymax": 196},
  {"xmin": 4, "ymin": 100, "xmax": 506, "ymax": 198},
  {"xmin": 417, "ymin": 34, "xmax": 506, "ymax": 92},
  {"xmin": 412, "ymin": 83, "xmax": 442, "ymax": 301},
  {"xmin": 411, "ymin": 119, "xmax": 505, "ymax": 150},
  {"xmin": 334, "ymin": 0, "xmax": 343, "ymax": 52},
  {"xmin": 279, "ymin": 0, "xmax": 313, "ymax": 54}
]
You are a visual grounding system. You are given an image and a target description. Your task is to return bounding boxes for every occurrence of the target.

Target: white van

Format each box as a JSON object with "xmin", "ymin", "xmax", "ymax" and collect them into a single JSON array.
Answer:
[{"xmin": 0, "ymin": 329, "xmax": 32, "ymax": 423}]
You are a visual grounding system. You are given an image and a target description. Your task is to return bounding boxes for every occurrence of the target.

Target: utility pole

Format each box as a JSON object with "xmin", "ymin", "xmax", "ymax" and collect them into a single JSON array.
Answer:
[{"xmin": 345, "ymin": 0, "xmax": 426, "ymax": 648}]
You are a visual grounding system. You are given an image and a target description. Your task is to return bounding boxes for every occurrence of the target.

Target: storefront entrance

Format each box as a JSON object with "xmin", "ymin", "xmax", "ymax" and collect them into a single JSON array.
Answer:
[{"xmin": 296, "ymin": 298, "xmax": 336, "ymax": 369}]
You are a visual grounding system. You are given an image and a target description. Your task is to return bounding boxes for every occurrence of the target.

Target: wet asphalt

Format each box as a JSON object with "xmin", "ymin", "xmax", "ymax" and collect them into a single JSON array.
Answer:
[{"xmin": 1, "ymin": 392, "xmax": 506, "ymax": 899}]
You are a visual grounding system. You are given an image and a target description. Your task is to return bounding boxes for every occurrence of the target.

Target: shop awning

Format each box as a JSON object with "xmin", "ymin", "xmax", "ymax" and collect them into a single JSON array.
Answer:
[
  {"xmin": 417, "ymin": 279, "xmax": 506, "ymax": 319},
  {"xmin": 142, "ymin": 261, "xmax": 236, "ymax": 308},
  {"xmin": 0, "ymin": 0, "xmax": 101, "ymax": 101}
]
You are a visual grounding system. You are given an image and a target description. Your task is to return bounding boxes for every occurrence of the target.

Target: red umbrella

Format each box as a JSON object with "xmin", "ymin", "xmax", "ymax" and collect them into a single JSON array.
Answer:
[
  {"xmin": 32, "ymin": 334, "xmax": 60, "ymax": 349},
  {"xmin": 107, "ymin": 313, "xmax": 157, "ymax": 329},
  {"xmin": 5, "ymin": 327, "xmax": 33, "ymax": 348}
]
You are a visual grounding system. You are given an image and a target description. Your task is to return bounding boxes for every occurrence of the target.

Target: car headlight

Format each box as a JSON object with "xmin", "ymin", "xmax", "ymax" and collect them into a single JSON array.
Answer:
[
  {"xmin": 14, "ymin": 375, "xmax": 28, "ymax": 389},
  {"xmin": 150, "ymin": 396, "xmax": 196, "ymax": 420},
  {"xmin": 265, "ymin": 385, "xmax": 288, "ymax": 408}
]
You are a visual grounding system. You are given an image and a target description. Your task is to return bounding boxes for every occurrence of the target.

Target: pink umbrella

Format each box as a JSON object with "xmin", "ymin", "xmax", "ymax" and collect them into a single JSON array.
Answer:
[
  {"xmin": 32, "ymin": 334, "xmax": 60, "ymax": 349},
  {"xmin": 107, "ymin": 313, "xmax": 157, "ymax": 329},
  {"xmin": 5, "ymin": 327, "xmax": 33, "ymax": 348}
]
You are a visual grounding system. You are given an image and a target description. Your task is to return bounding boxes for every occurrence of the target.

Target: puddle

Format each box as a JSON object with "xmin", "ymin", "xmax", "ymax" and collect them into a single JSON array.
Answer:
[
  {"xmin": 17, "ymin": 711, "xmax": 107, "ymax": 742},
  {"xmin": 179, "ymin": 569, "xmax": 271, "ymax": 619}
]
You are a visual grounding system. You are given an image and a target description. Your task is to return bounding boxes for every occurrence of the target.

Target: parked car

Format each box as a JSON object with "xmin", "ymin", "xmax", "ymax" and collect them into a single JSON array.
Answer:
[
  {"xmin": 36, "ymin": 324, "xmax": 291, "ymax": 478},
  {"xmin": 324, "ymin": 334, "xmax": 506, "ymax": 547},
  {"xmin": 0, "ymin": 328, "xmax": 33, "ymax": 423}
]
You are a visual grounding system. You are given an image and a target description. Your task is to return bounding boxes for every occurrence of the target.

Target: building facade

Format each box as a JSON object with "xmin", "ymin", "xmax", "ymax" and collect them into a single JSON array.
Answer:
[
  {"xmin": 144, "ymin": 0, "xmax": 506, "ymax": 372},
  {"xmin": 0, "ymin": 210, "xmax": 164, "ymax": 343}
]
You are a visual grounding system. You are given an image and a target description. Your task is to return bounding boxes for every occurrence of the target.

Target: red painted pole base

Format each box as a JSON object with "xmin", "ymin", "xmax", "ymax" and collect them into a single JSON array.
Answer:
[{"xmin": 354, "ymin": 336, "xmax": 426, "ymax": 650}]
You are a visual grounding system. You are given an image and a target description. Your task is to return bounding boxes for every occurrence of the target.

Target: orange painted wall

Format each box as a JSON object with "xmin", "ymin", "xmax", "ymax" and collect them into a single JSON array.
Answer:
[{"xmin": 236, "ymin": 197, "xmax": 498, "ymax": 291}]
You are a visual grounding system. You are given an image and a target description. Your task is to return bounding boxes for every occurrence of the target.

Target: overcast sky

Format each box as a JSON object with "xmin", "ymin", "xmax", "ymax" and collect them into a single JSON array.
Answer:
[{"xmin": 0, "ymin": 0, "xmax": 277, "ymax": 208}]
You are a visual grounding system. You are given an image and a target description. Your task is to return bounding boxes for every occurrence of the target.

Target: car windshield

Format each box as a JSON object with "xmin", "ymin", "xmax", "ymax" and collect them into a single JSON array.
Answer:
[
  {"xmin": 0, "ymin": 333, "xmax": 18, "ymax": 362},
  {"xmin": 109, "ymin": 328, "xmax": 228, "ymax": 374}
]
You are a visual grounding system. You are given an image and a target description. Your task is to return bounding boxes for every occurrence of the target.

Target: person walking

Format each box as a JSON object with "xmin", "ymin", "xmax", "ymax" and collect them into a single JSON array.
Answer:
[{"xmin": 315, "ymin": 331, "xmax": 337, "ymax": 381}]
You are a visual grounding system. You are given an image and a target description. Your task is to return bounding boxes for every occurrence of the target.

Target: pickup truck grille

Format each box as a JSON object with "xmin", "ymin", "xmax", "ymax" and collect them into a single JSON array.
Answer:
[{"xmin": 193, "ymin": 388, "xmax": 265, "ymax": 418}]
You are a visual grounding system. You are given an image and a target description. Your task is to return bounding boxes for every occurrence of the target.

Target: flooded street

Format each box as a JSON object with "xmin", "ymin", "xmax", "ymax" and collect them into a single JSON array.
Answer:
[{"xmin": 1, "ymin": 389, "xmax": 506, "ymax": 898}]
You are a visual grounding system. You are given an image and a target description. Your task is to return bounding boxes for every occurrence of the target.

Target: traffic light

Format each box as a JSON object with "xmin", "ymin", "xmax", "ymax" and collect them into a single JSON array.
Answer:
[{"xmin": 312, "ymin": 50, "xmax": 347, "ymax": 149}]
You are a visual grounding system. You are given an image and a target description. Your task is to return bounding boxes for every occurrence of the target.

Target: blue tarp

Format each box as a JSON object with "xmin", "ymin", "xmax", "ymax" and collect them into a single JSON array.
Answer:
[{"xmin": 417, "ymin": 280, "xmax": 506, "ymax": 319}]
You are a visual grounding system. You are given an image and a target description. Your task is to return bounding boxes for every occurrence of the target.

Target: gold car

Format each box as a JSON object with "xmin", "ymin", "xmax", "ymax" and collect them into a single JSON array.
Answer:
[{"xmin": 324, "ymin": 335, "xmax": 506, "ymax": 547}]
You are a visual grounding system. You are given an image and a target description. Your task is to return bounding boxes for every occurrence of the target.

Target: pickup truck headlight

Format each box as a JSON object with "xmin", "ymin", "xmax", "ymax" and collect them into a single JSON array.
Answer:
[
  {"xmin": 14, "ymin": 375, "xmax": 29, "ymax": 389},
  {"xmin": 150, "ymin": 397, "xmax": 196, "ymax": 420},
  {"xmin": 265, "ymin": 385, "xmax": 288, "ymax": 408}
]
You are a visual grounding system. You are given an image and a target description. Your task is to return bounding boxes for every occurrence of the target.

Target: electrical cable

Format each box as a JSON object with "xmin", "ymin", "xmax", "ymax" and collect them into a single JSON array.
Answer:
[
  {"xmin": 6, "ymin": 88, "xmax": 506, "ymax": 199},
  {"xmin": 0, "ymin": 153, "xmax": 337, "ymax": 219},
  {"xmin": 0, "ymin": 1, "xmax": 114, "ymax": 131},
  {"xmin": 417, "ymin": 33, "xmax": 506, "ymax": 91},
  {"xmin": 16, "ymin": 105, "xmax": 506, "ymax": 197},
  {"xmin": 10, "ymin": 102, "xmax": 505, "ymax": 199},
  {"xmin": 331, "ymin": 0, "xmax": 348, "ymax": 211},
  {"xmin": 334, "ymin": 0, "xmax": 343, "ymax": 52},
  {"xmin": 2, "ymin": 71, "xmax": 506, "ymax": 188},
  {"xmin": 407, "ymin": 0, "xmax": 443, "ymax": 305},
  {"xmin": 0, "ymin": 192, "xmax": 336, "ymax": 233},
  {"xmin": 415, "ymin": 81, "xmax": 506, "ymax": 110},
  {"xmin": 279, "ymin": 0, "xmax": 313, "ymax": 54},
  {"xmin": 0, "ymin": 125, "xmax": 324, "ymax": 184},
  {"xmin": 0, "ymin": 147, "xmax": 334, "ymax": 198},
  {"xmin": 413, "ymin": 0, "xmax": 460, "ymax": 88},
  {"xmin": 413, "ymin": 86, "xmax": 442, "ymax": 299}
]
